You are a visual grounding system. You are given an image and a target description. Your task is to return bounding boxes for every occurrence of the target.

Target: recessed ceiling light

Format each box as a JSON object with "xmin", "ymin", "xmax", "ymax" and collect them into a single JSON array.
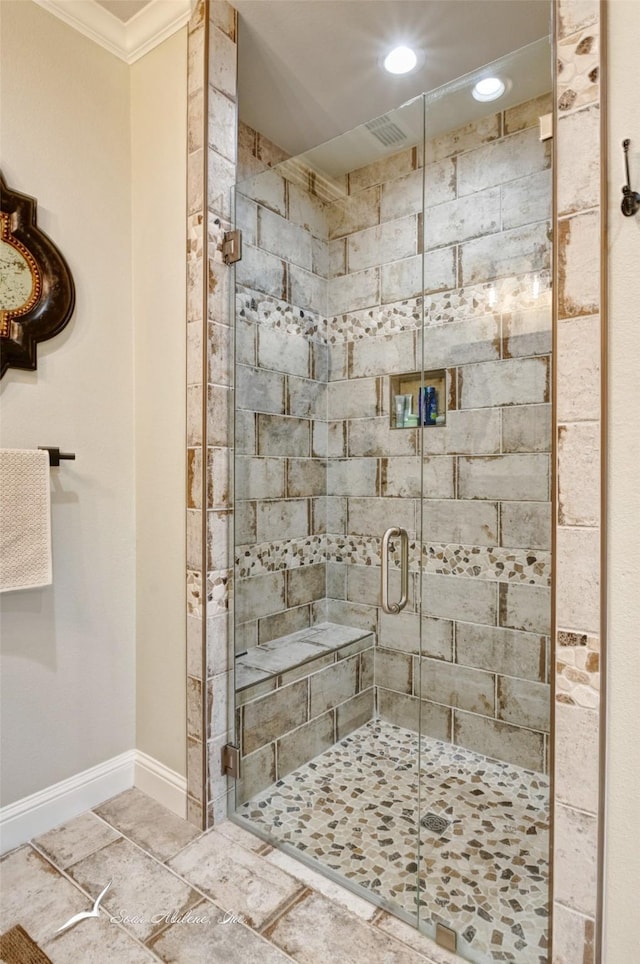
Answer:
[
  {"xmin": 472, "ymin": 77, "xmax": 506, "ymax": 102},
  {"xmin": 383, "ymin": 46, "xmax": 418, "ymax": 75}
]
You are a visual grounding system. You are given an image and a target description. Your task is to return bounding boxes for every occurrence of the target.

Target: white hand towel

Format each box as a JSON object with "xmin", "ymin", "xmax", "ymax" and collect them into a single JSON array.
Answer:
[{"xmin": 0, "ymin": 448, "xmax": 52, "ymax": 592}]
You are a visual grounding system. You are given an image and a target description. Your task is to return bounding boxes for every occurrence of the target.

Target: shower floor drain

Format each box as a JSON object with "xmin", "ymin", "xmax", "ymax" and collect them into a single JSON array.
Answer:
[{"xmin": 420, "ymin": 813, "xmax": 450, "ymax": 836}]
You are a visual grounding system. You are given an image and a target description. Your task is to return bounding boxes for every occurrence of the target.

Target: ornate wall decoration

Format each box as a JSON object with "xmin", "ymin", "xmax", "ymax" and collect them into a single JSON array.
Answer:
[{"xmin": 0, "ymin": 173, "xmax": 75, "ymax": 378}]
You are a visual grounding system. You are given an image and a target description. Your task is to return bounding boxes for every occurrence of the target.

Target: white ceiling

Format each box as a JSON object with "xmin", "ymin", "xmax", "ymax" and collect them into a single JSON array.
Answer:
[
  {"xmin": 233, "ymin": 0, "xmax": 551, "ymax": 155},
  {"xmin": 95, "ymin": 0, "xmax": 151, "ymax": 22},
  {"xmin": 45, "ymin": 0, "xmax": 552, "ymax": 158}
]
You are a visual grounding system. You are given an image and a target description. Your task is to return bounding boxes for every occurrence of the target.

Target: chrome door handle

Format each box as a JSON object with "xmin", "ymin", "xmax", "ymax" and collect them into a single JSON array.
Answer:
[{"xmin": 381, "ymin": 527, "xmax": 409, "ymax": 615}]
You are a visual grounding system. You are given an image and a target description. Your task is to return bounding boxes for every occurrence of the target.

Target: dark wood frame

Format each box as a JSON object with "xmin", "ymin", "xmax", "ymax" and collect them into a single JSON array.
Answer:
[{"xmin": 1, "ymin": 173, "xmax": 75, "ymax": 378}]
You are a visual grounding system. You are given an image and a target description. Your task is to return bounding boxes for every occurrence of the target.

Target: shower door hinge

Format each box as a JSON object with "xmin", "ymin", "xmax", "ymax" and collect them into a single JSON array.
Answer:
[
  {"xmin": 222, "ymin": 229, "xmax": 242, "ymax": 264},
  {"xmin": 222, "ymin": 743, "xmax": 241, "ymax": 779}
]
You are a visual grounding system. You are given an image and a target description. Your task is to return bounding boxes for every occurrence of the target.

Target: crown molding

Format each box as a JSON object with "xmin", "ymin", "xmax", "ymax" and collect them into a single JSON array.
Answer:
[{"xmin": 33, "ymin": 0, "xmax": 195, "ymax": 64}]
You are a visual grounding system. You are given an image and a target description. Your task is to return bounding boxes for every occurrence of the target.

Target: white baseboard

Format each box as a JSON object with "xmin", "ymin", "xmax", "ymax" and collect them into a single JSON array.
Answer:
[
  {"xmin": 0, "ymin": 751, "xmax": 135, "ymax": 855},
  {"xmin": 0, "ymin": 750, "xmax": 187, "ymax": 855},
  {"xmin": 133, "ymin": 751, "xmax": 187, "ymax": 819}
]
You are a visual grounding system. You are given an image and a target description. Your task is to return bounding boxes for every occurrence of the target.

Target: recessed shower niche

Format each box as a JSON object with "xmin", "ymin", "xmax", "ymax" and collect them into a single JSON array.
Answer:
[
  {"xmin": 229, "ymin": 36, "xmax": 552, "ymax": 964},
  {"xmin": 390, "ymin": 369, "xmax": 446, "ymax": 428}
]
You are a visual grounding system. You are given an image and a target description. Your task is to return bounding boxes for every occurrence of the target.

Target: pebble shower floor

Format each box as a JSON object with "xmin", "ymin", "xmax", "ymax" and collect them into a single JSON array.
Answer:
[{"xmin": 237, "ymin": 720, "xmax": 549, "ymax": 963}]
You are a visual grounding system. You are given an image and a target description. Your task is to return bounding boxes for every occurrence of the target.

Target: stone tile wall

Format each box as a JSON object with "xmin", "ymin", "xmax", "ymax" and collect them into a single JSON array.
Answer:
[
  {"xmin": 323, "ymin": 97, "xmax": 553, "ymax": 774},
  {"xmin": 552, "ymin": 0, "xmax": 604, "ymax": 959},
  {"xmin": 234, "ymin": 100, "xmax": 553, "ymax": 773},
  {"xmin": 185, "ymin": 0, "xmax": 238, "ymax": 828},
  {"xmin": 233, "ymin": 146, "xmax": 332, "ymax": 651}
]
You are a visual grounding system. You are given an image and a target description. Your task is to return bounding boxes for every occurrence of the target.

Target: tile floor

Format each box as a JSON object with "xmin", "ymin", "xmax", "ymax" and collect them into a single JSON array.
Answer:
[
  {"xmin": 0, "ymin": 786, "xmax": 461, "ymax": 964},
  {"xmin": 238, "ymin": 721, "xmax": 549, "ymax": 964}
]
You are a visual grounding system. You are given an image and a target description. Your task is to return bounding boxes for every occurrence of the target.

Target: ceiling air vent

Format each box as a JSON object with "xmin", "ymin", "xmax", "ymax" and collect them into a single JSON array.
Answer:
[{"xmin": 364, "ymin": 115, "xmax": 409, "ymax": 148}]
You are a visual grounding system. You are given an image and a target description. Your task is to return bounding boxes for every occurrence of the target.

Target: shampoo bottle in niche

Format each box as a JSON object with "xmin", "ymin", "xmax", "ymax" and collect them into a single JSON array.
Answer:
[{"xmin": 420, "ymin": 386, "xmax": 437, "ymax": 425}]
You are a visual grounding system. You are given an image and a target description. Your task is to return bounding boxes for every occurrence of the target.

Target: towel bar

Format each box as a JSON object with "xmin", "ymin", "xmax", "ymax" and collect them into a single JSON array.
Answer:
[{"xmin": 38, "ymin": 447, "xmax": 75, "ymax": 467}]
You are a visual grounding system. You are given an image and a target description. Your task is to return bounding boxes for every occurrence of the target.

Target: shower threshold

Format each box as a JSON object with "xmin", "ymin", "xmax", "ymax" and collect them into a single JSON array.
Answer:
[{"xmin": 235, "ymin": 720, "xmax": 549, "ymax": 964}]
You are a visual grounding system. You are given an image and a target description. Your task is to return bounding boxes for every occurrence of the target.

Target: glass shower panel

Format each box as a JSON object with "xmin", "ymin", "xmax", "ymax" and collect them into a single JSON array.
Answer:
[
  {"xmin": 416, "ymin": 40, "xmax": 552, "ymax": 963},
  {"xmin": 230, "ymin": 94, "xmax": 428, "ymax": 930},
  {"xmin": 229, "ymin": 34, "xmax": 552, "ymax": 964}
]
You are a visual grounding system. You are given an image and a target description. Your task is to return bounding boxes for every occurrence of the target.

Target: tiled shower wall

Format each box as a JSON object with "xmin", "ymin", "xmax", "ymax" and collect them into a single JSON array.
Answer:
[
  {"xmin": 325, "ymin": 97, "xmax": 553, "ymax": 774},
  {"xmin": 188, "ymin": 1, "xmax": 606, "ymax": 959},
  {"xmin": 233, "ymin": 149, "xmax": 332, "ymax": 650},
  {"xmin": 234, "ymin": 94, "xmax": 553, "ymax": 774},
  {"xmin": 552, "ymin": 1, "xmax": 604, "ymax": 960},
  {"xmin": 185, "ymin": 0, "xmax": 238, "ymax": 827}
]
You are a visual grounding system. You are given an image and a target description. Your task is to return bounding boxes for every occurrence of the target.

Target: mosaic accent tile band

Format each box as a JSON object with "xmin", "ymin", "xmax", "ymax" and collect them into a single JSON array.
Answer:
[
  {"xmin": 237, "ymin": 272, "xmax": 551, "ymax": 347},
  {"xmin": 236, "ymin": 533, "xmax": 551, "ymax": 586},
  {"xmin": 238, "ymin": 719, "xmax": 549, "ymax": 963}
]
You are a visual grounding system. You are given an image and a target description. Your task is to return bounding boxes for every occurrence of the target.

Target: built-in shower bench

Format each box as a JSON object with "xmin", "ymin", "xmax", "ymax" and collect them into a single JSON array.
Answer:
[
  {"xmin": 235, "ymin": 621, "xmax": 374, "ymax": 691},
  {"xmin": 235, "ymin": 622, "xmax": 376, "ymax": 802}
]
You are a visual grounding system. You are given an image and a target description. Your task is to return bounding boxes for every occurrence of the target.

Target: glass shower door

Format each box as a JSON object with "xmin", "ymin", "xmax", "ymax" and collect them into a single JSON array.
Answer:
[
  {"xmin": 229, "ymin": 94, "xmax": 429, "ymax": 930},
  {"xmin": 415, "ymin": 41, "xmax": 552, "ymax": 963}
]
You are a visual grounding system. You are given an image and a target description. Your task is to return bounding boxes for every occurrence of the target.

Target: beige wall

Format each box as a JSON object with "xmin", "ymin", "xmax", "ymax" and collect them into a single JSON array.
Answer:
[
  {"xmin": 604, "ymin": 1, "xmax": 640, "ymax": 958},
  {"xmin": 131, "ymin": 29, "xmax": 187, "ymax": 777},
  {"xmin": 0, "ymin": 0, "xmax": 135, "ymax": 803},
  {"xmin": 0, "ymin": 1, "xmax": 188, "ymax": 804}
]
